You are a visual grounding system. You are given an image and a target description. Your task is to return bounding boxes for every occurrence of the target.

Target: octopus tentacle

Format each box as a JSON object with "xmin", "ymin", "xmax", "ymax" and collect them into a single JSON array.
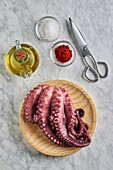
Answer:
[
  {"xmin": 24, "ymin": 85, "xmax": 48, "ymax": 123},
  {"xmin": 76, "ymin": 108, "xmax": 85, "ymax": 118},
  {"xmin": 60, "ymin": 88, "xmax": 80, "ymax": 137},
  {"xmin": 36, "ymin": 86, "xmax": 67, "ymax": 147},
  {"xmin": 84, "ymin": 123, "xmax": 89, "ymax": 130},
  {"xmin": 74, "ymin": 112, "xmax": 86, "ymax": 137},
  {"xmin": 50, "ymin": 87, "xmax": 91, "ymax": 147},
  {"xmin": 50, "ymin": 86, "xmax": 73, "ymax": 146},
  {"xmin": 61, "ymin": 87, "xmax": 91, "ymax": 147}
]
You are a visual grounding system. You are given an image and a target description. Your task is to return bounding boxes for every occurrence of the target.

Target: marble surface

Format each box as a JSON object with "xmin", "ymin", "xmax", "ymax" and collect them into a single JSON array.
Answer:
[{"xmin": 0, "ymin": 0, "xmax": 113, "ymax": 169}]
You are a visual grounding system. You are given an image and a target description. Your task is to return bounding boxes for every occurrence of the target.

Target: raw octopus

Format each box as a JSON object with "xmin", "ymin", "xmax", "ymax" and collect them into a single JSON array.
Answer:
[{"xmin": 24, "ymin": 84, "xmax": 91, "ymax": 147}]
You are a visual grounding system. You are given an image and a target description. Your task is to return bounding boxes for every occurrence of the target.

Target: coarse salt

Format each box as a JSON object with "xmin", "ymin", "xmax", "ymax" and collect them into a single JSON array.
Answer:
[{"xmin": 38, "ymin": 19, "xmax": 60, "ymax": 41}]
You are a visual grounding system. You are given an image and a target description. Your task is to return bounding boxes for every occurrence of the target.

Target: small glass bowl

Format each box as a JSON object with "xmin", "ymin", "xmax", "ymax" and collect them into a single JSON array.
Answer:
[
  {"xmin": 35, "ymin": 16, "xmax": 61, "ymax": 42},
  {"xmin": 50, "ymin": 41, "xmax": 76, "ymax": 67}
]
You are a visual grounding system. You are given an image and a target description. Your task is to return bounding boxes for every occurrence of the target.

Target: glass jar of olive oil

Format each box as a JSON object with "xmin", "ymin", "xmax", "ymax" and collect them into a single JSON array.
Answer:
[{"xmin": 6, "ymin": 40, "xmax": 39, "ymax": 79}]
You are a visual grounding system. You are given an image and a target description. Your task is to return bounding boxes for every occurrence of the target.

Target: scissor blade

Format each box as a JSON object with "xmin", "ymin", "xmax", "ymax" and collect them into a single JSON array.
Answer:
[{"xmin": 69, "ymin": 18, "xmax": 87, "ymax": 51}]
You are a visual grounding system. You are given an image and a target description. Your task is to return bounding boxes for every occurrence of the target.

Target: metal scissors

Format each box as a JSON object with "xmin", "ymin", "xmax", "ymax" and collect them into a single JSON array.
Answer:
[{"xmin": 69, "ymin": 18, "xmax": 108, "ymax": 82}]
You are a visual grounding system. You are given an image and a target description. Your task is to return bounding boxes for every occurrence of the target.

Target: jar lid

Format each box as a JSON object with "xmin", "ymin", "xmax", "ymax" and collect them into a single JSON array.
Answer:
[{"xmin": 14, "ymin": 48, "xmax": 28, "ymax": 63}]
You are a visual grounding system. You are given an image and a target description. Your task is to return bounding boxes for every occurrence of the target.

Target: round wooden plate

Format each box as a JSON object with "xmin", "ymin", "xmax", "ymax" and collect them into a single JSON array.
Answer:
[{"xmin": 20, "ymin": 80, "xmax": 97, "ymax": 156}]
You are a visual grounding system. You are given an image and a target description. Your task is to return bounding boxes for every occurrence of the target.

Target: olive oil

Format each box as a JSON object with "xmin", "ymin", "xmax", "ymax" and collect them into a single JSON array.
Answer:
[{"xmin": 6, "ymin": 43, "xmax": 39, "ymax": 78}]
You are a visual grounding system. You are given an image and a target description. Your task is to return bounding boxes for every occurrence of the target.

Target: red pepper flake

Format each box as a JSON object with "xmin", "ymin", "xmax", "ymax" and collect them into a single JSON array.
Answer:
[{"xmin": 55, "ymin": 45, "xmax": 72, "ymax": 63}]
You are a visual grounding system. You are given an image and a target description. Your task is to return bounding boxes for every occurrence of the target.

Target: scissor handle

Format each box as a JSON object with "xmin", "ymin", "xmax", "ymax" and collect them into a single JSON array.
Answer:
[
  {"xmin": 82, "ymin": 54, "xmax": 108, "ymax": 82},
  {"xmin": 82, "ymin": 54, "xmax": 98, "ymax": 82},
  {"xmin": 83, "ymin": 66, "xmax": 98, "ymax": 82},
  {"xmin": 96, "ymin": 61, "xmax": 108, "ymax": 78}
]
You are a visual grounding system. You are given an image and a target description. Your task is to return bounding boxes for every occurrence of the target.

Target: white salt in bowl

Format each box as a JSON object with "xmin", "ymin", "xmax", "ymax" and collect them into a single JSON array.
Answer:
[{"xmin": 35, "ymin": 16, "xmax": 61, "ymax": 42}]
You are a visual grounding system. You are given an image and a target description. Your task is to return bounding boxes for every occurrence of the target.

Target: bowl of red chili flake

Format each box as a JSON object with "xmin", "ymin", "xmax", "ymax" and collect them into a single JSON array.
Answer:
[{"xmin": 50, "ymin": 41, "xmax": 76, "ymax": 66}]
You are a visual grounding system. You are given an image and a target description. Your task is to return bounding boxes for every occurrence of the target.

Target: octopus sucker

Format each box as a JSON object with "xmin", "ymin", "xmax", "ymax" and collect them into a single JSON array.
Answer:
[{"xmin": 24, "ymin": 84, "xmax": 91, "ymax": 147}]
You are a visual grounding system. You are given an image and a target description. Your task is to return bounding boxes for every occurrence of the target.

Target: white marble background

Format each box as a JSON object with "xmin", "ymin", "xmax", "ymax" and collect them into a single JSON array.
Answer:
[{"xmin": 0, "ymin": 0, "xmax": 113, "ymax": 169}]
